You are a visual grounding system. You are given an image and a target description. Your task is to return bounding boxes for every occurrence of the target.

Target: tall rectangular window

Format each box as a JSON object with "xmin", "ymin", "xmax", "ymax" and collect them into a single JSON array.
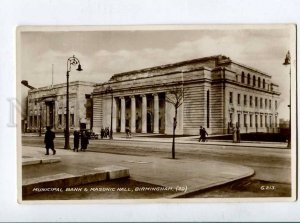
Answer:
[
  {"xmin": 237, "ymin": 94, "xmax": 240, "ymax": 105},
  {"xmin": 250, "ymin": 96, "xmax": 253, "ymax": 107},
  {"xmin": 265, "ymin": 99, "xmax": 268, "ymax": 109},
  {"xmin": 237, "ymin": 114, "xmax": 240, "ymax": 127},
  {"xmin": 207, "ymin": 90, "xmax": 210, "ymax": 128},
  {"xmin": 34, "ymin": 116, "xmax": 37, "ymax": 127},
  {"xmin": 275, "ymin": 116, "xmax": 278, "ymax": 127},
  {"xmin": 260, "ymin": 115, "xmax": 263, "ymax": 127},
  {"xmin": 229, "ymin": 92, "xmax": 233, "ymax": 104},
  {"xmin": 255, "ymin": 115, "xmax": 258, "ymax": 127},
  {"xmin": 244, "ymin": 114, "xmax": 247, "ymax": 127},
  {"xmin": 70, "ymin": 114, "xmax": 74, "ymax": 126},
  {"xmin": 59, "ymin": 114, "xmax": 62, "ymax": 125},
  {"xmin": 250, "ymin": 114, "xmax": 253, "ymax": 127},
  {"xmin": 265, "ymin": 115, "xmax": 268, "ymax": 127},
  {"xmin": 269, "ymin": 99, "xmax": 272, "ymax": 109},
  {"xmin": 275, "ymin": 100, "xmax": 278, "ymax": 109},
  {"xmin": 244, "ymin": 95, "xmax": 247, "ymax": 106},
  {"xmin": 269, "ymin": 116, "xmax": 272, "ymax": 127},
  {"xmin": 255, "ymin": 97, "xmax": 258, "ymax": 107},
  {"xmin": 30, "ymin": 116, "xmax": 33, "ymax": 127}
]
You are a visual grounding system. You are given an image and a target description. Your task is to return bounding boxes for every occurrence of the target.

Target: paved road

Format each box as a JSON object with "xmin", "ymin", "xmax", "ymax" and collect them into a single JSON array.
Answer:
[
  {"xmin": 22, "ymin": 136, "xmax": 291, "ymax": 198},
  {"xmin": 22, "ymin": 136, "xmax": 292, "ymax": 197}
]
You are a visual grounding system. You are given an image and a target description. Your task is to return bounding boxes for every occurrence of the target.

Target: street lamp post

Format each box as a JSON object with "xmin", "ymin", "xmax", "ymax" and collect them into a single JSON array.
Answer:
[
  {"xmin": 64, "ymin": 55, "xmax": 82, "ymax": 149},
  {"xmin": 283, "ymin": 51, "xmax": 291, "ymax": 148},
  {"xmin": 106, "ymin": 86, "xmax": 113, "ymax": 139}
]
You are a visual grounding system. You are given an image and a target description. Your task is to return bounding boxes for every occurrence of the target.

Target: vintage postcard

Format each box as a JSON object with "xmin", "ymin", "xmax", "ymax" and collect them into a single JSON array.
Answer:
[{"xmin": 17, "ymin": 25, "xmax": 296, "ymax": 203}]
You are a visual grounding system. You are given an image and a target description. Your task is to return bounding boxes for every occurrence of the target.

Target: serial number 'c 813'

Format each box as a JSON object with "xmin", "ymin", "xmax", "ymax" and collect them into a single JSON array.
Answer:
[{"xmin": 260, "ymin": 185, "xmax": 276, "ymax": 191}]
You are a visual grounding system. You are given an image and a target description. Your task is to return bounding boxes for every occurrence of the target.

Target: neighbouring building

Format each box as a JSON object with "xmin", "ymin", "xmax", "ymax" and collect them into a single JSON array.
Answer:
[
  {"xmin": 27, "ymin": 81, "xmax": 94, "ymax": 133},
  {"xmin": 92, "ymin": 55, "xmax": 280, "ymax": 135}
]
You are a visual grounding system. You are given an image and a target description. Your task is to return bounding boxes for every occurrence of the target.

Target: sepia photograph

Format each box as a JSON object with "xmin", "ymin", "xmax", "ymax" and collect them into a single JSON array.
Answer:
[{"xmin": 17, "ymin": 25, "xmax": 296, "ymax": 202}]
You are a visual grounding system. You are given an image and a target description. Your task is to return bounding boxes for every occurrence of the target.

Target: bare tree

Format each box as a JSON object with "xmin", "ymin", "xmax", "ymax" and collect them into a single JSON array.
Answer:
[{"xmin": 166, "ymin": 84, "xmax": 185, "ymax": 159}]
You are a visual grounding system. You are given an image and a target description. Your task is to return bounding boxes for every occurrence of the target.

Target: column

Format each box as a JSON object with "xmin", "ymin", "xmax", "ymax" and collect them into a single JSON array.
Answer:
[
  {"xmin": 130, "ymin": 96, "xmax": 136, "ymax": 133},
  {"xmin": 153, "ymin": 93, "xmax": 159, "ymax": 133},
  {"xmin": 112, "ymin": 97, "xmax": 117, "ymax": 132},
  {"xmin": 37, "ymin": 113, "xmax": 40, "ymax": 129},
  {"xmin": 46, "ymin": 104, "xmax": 48, "ymax": 127},
  {"xmin": 120, "ymin": 97, "xmax": 125, "ymax": 133},
  {"xmin": 141, "ymin": 94, "xmax": 147, "ymax": 133}
]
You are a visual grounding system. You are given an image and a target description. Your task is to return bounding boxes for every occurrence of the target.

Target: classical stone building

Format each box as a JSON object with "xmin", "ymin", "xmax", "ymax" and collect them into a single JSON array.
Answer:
[
  {"xmin": 92, "ymin": 55, "xmax": 280, "ymax": 135},
  {"xmin": 27, "ymin": 81, "xmax": 94, "ymax": 133}
]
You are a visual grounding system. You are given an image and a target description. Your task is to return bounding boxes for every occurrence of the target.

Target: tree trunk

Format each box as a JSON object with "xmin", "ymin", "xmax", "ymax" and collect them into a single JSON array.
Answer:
[
  {"xmin": 172, "ymin": 108, "xmax": 177, "ymax": 159},
  {"xmin": 172, "ymin": 123, "xmax": 175, "ymax": 159}
]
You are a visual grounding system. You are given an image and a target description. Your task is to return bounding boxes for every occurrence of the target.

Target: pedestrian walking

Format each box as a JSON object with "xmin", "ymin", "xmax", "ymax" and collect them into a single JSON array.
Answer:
[
  {"xmin": 105, "ymin": 127, "xmax": 109, "ymax": 138},
  {"xmin": 44, "ymin": 126, "xmax": 56, "ymax": 155},
  {"xmin": 232, "ymin": 126, "xmax": 237, "ymax": 143},
  {"xmin": 125, "ymin": 126, "xmax": 131, "ymax": 138},
  {"xmin": 80, "ymin": 130, "xmax": 89, "ymax": 151},
  {"xmin": 202, "ymin": 127, "xmax": 208, "ymax": 142},
  {"xmin": 73, "ymin": 130, "xmax": 80, "ymax": 152},
  {"xmin": 100, "ymin": 128, "xmax": 104, "ymax": 139},
  {"xmin": 199, "ymin": 126, "xmax": 203, "ymax": 142}
]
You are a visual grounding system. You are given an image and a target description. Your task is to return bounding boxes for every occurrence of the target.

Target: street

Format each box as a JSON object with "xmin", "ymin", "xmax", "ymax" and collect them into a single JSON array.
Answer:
[{"xmin": 22, "ymin": 136, "xmax": 292, "ymax": 198}]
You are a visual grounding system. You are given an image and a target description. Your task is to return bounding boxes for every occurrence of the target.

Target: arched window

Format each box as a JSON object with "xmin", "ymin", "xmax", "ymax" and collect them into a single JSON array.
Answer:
[
  {"xmin": 253, "ymin": 75, "xmax": 256, "ymax": 86},
  {"xmin": 258, "ymin": 77, "xmax": 261, "ymax": 88},
  {"xmin": 247, "ymin": 74, "xmax": 251, "ymax": 85},
  {"xmin": 263, "ymin": 79, "xmax": 265, "ymax": 88},
  {"xmin": 241, "ymin": 72, "xmax": 245, "ymax": 83}
]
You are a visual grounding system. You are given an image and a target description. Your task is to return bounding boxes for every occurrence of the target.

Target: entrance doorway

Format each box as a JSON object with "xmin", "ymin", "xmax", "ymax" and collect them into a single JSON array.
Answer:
[
  {"xmin": 147, "ymin": 112, "xmax": 153, "ymax": 133},
  {"xmin": 46, "ymin": 101, "xmax": 54, "ymax": 128}
]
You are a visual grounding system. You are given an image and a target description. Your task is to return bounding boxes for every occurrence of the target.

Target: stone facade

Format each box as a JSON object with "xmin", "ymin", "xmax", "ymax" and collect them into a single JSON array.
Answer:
[
  {"xmin": 27, "ymin": 81, "xmax": 94, "ymax": 133},
  {"xmin": 92, "ymin": 55, "xmax": 280, "ymax": 135}
]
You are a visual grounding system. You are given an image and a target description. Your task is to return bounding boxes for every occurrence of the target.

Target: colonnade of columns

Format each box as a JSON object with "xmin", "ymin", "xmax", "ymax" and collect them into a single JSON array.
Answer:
[{"xmin": 113, "ymin": 93, "xmax": 160, "ymax": 134}]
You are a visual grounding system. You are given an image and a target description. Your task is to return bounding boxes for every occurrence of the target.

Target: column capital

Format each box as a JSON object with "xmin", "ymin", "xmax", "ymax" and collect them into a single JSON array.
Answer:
[
  {"xmin": 140, "ymin": 94, "xmax": 147, "ymax": 98},
  {"xmin": 152, "ymin": 93, "xmax": 158, "ymax": 97},
  {"xmin": 119, "ymin": 96, "xmax": 125, "ymax": 99},
  {"xmin": 130, "ymin": 95, "xmax": 136, "ymax": 99}
]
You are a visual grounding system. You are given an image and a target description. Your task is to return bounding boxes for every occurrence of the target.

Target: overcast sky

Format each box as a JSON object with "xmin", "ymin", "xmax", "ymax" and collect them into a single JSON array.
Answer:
[{"xmin": 20, "ymin": 26, "xmax": 295, "ymax": 119}]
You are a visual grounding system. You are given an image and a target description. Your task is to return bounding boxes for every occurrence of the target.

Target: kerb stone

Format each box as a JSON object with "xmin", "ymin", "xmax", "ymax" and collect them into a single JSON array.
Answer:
[{"xmin": 94, "ymin": 165, "xmax": 130, "ymax": 180}]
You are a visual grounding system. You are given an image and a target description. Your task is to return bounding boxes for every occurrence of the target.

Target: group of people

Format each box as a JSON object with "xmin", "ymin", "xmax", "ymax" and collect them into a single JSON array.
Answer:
[
  {"xmin": 73, "ymin": 129, "xmax": 89, "ymax": 152},
  {"xmin": 198, "ymin": 124, "xmax": 241, "ymax": 143},
  {"xmin": 100, "ymin": 127, "xmax": 110, "ymax": 139},
  {"xmin": 44, "ymin": 127, "xmax": 89, "ymax": 155},
  {"xmin": 232, "ymin": 126, "xmax": 241, "ymax": 143},
  {"xmin": 198, "ymin": 126, "xmax": 208, "ymax": 142}
]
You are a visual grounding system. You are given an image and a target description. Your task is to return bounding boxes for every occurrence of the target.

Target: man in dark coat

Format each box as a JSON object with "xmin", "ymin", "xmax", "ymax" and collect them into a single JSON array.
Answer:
[
  {"xmin": 80, "ymin": 130, "xmax": 89, "ymax": 151},
  {"xmin": 100, "ymin": 128, "xmax": 104, "ymax": 139},
  {"xmin": 199, "ymin": 126, "xmax": 203, "ymax": 142},
  {"xmin": 44, "ymin": 126, "xmax": 56, "ymax": 155},
  {"xmin": 73, "ymin": 130, "xmax": 80, "ymax": 152},
  {"xmin": 202, "ymin": 128, "xmax": 208, "ymax": 142}
]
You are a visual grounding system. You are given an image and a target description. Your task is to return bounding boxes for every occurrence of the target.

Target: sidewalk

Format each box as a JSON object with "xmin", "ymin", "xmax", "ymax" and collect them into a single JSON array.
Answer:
[
  {"xmin": 22, "ymin": 146, "xmax": 254, "ymax": 198},
  {"xmin": 22, "ymin": 133, "xmax": 287, "ymax": 149},
  {"xmin": 109, "ymin": 134, "xmax": 287, "ymax": 149}
]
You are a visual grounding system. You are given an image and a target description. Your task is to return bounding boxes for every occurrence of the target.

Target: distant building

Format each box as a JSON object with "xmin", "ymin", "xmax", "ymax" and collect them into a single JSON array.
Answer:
[
  {"xmin": 26, "ymin": 81, "xmax": 94, "ymax": 133},
  {"xmin": 92, "ymin": 55, "xmax": 280, "ymax": 135}
]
